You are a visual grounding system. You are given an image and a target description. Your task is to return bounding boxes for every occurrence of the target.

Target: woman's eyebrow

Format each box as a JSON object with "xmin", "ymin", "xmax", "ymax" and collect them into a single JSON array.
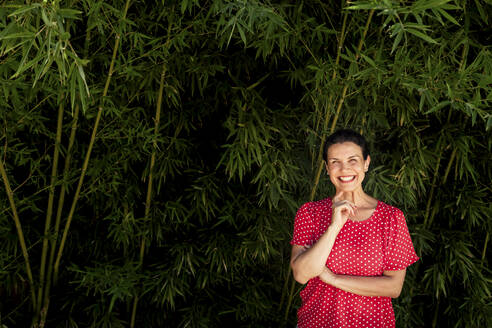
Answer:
[{"xmin": 328, "ymin": 155, "xmax": 361, "ymax": 160}]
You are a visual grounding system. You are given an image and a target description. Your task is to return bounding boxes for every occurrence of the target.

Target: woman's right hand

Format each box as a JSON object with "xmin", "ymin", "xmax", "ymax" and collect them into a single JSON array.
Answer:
[
  {"xmin": 291, "ymin": 192, "xmax": 356, "ymax": 284},
  {"xmin": 331, "ymin": 191, "xmax": 357, "ymax": 230}
]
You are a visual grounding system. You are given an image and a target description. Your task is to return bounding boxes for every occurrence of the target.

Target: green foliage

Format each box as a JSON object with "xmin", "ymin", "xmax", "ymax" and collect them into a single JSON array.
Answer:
[{"xmin": 0, "ymin": 0, "xmax": 491, "ymax": 327}]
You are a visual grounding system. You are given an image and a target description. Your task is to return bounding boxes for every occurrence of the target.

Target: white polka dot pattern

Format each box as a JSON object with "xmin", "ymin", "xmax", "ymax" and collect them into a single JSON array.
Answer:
[{"xmin": 290, "ymin": 198, "xmax": 419, "ymax": 328}]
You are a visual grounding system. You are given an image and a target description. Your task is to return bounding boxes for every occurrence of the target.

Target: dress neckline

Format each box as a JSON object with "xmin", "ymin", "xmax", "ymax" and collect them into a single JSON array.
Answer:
[{"xmin": 349, "ymin": 200, "xmax": 379, "ymax": 224}]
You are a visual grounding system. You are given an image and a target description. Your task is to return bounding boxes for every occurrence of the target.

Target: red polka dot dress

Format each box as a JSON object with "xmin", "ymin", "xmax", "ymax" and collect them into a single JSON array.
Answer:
[{"xmin": 290, "ymin": 198, "xmax": 419, "ymax": 328}]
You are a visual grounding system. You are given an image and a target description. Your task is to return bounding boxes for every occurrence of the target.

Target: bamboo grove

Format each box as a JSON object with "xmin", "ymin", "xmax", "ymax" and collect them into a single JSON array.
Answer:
[{"xmin": 0, "ymin": 0, "xmax": 491, "ymax": 327}]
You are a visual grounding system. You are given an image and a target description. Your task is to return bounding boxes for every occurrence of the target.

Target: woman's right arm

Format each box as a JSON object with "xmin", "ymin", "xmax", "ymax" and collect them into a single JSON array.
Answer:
[
  {"xmin": 290, "ymin": 224, "xmax": 342, "ymax": 284},
  {"xmin": 290, "ymin": 196, "xmax": 356, "ymax": 284}
]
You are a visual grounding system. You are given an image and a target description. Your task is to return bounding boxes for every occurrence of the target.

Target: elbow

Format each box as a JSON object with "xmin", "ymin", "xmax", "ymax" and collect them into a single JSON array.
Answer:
[
  {"xmin": 390, "ymin": 286, "xmax": 403, "ymax": 298},
  {"xmin": 294, "ymin": 276, "xmax": 308, "ymax": 285},
  {"xmin": 290, "ymin": 262, "xmax": 314, "ymax": 285},
  {"xmin": 292, "ymin": 270, "xmax": 309, "ymax": 285},
  {"xmin": 382, "ymin": 271, "xmax": 406, "ymax": 298},
  {"xmin": 290, "ymin": 256, "xmax": 324, "ymax": 285}
]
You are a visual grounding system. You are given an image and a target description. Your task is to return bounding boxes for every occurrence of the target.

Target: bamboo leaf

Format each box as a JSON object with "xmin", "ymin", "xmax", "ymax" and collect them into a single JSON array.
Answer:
[
  {"xmin": 411, "ymin": 0, "xmax": 458, "ymax": 12},
  {"xmin": 406, "ymin": 28, "xmax": 438, "ymax": 44},
  {"xmin": 391, "ymin": 28, "xmax": 404, "ymax": 54},
  {"xmin": 7, "ymin": 3, "xmax": 41, "ymax": 17},
  {"xmin": 425, "ymin": 100, "xmax": 451, "ymax": 114},
  {"xmin": 436, "ymin": 8, "xmax": 460, "ymax": 25},
  {"xmin": 57, "ymin": 8, "xmax": 83, "ymax": 20},
  {"xmin": 236, "ymin": 22, "xmax": 247, "ymax": 46},
  {"xmin": 76, "ymin": 69, "xmax": 88, "ymax": 113},
  {"xmin": 0, "ymin": 31, "xmax": 36, "ymax": 40}
]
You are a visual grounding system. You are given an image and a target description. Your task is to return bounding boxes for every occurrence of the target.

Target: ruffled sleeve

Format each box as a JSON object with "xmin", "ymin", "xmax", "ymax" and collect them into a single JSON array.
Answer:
[
  {"xmin": 383, "ymin": 208, "xmax": 419, "ymax": 271},
  {"xmin": 290, "ymin": 202, "xmax": 315, "ymax": 246}
]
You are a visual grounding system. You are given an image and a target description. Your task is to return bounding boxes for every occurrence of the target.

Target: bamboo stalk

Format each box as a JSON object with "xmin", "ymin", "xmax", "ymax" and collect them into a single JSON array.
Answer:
[
  {"xmin": 309, "ymin": 12, "xmax": 348, "ymax": 201},
  {"xmin": 283, "ymin": 274, "xmax": 298, "ymax": 324},
  {"xmin": 309, "ymin": 10, "xmax": 374, "ymax": 201},
  {"xmin": 311, "ymin": 10, "xmax": 349, "ymax": 137},
  {"xmin": 309, "ymin": 11, "xmax": 349, "ymax": 173},
  {"xmin": 53, "ymin": 0, "xmax": 132, "ymax": 281},
  {"xmin": 0, "ymin": 155, "xmax": 36, "ymax": 308},
  {"xmin": 442, "ymin": 148, "xmax": 456, "ymax": 185},
  {"xmin": 432, "ymin": 300, "xmax": 440, "ymax": 327},
  {"xmin": 130, "ymin": 62, "xmax": 167, "ymax": 328},
  {"xmin": 481, "ymin": 232, "xmax": 489, "ymax": 268},
  {"xmin": 277, "ymin": 261, "xmax": 291, "ymax": 312},
  {"xmin": 40, "ymin": 103, "xmax": 80, "ymax": 326},
  {"xmin": 329, "ymin": 9, "xmax": 374, "ymax": 132},
  {"xmin": 37, "ymin": 94, "xmax": 64, "ymax": 313}
]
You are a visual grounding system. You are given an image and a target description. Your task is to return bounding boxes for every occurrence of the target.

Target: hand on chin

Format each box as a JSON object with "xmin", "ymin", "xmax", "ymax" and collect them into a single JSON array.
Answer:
[{"xmin": 333, "ymin": 189, "xmax": 356, "ymax": 203}]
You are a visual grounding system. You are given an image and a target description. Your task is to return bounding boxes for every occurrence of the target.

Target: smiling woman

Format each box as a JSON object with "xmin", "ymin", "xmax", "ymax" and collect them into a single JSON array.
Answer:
[{"xmin": 290, "ymin": 129, "xmax": 419, "ymax": 328}]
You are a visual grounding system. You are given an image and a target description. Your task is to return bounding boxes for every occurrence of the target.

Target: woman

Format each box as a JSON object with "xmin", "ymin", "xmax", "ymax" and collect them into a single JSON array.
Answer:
[{"xmin": 290, "ymin": 129, "xmax": 419, "ymax": 328}]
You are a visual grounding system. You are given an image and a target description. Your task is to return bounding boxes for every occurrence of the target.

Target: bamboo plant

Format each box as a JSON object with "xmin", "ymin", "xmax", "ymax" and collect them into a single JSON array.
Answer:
[{"xmin": 0, "ymin": 0, "xmax": 490, "ymax": 327}]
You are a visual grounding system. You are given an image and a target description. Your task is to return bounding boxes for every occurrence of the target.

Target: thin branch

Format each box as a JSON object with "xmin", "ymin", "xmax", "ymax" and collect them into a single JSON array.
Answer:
[
  {"xmin": 53, "ymin": 0, "xmax": 132, "ymax": 282},
  {"xmin": 310, "ymin": 9, "xmax": 374, "ymax": 201},
  {"xmin": 130, "ymin": 62, "xmax": 167, "ymax": 328},
  {"xmin": 0, "ymin": 153, "xmax": 36, "ymax": 309},
  {"xmin": 37, "ymin": 94, "xmax": 64, "ymax": 314},
  {"xmin": 42, "ymin": 103, "xmax": 80, "ymax": 324},
  {"xmin": 442, "ymin": 147, "xmax": 456, "ymax": 185}
]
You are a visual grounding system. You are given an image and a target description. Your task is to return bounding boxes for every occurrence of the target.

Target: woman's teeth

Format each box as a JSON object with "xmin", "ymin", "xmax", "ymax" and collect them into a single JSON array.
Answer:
[{"xmin": 339, "ymin": 176, "xmax": 355, "ymax": 182}]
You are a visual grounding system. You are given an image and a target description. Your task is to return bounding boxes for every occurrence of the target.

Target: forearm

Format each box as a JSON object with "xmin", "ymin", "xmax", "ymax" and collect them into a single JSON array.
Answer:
[
  {"xmin": 320, "ymin": 269, "xmax": 405, "ymax": 298},
  {"xmin": 291, "ymin": 225, "xmax": 341, "ymax": 284},
  {"xmin": 332, "ymin": 275, "xmax": 399, "ymax": 298}
]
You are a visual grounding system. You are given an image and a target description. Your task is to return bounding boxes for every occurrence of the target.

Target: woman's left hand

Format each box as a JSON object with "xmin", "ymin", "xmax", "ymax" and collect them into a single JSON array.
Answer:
[{"xmin": 319, "ymin": 267, "xmax": 337, "ymax": 285}]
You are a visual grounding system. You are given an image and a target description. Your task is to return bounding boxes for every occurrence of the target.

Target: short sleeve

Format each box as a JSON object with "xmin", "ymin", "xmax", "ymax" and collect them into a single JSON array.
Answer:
[
  {"xmin": 383, "ymin": 208, "xmax": 419, "ymax": 271},
  {"xmin": 290, "ymin": 202, "xmax": 315, "ymax": 246}
]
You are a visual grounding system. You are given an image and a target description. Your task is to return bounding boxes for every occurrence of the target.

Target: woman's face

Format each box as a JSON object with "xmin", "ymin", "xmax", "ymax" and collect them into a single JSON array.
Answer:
[{"xmin": 325, "ymin": 142, "xmax": 370, "ymax": 193}]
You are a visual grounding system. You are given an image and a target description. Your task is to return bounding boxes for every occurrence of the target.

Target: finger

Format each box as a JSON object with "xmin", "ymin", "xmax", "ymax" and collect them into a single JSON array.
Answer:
[
  {"xmin": 336, "ymin": 202, "xmax": 355, "ymax": 216},
  {"xmin": 334, "ymin": 199, "xmax": 356, "ymax": 208},
  {"xmin": 348, "ymin": 204, "xmax": 357, "ymax": 217},
  {"xmin": 340, "ymin": 203, "xmax": 355, "ymax": 217}
]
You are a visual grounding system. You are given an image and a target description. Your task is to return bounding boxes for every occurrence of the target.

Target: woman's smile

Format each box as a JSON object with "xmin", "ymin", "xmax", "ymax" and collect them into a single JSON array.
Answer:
[{"xmin": 338, "ymin": 175, "xmax": 356, "ymax": 183}]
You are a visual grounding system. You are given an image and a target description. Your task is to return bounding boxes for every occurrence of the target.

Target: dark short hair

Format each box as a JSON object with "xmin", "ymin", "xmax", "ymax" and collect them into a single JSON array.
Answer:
[{"xmin": 323, "ymin": 129, "xmax": 369, "ymax": 161}]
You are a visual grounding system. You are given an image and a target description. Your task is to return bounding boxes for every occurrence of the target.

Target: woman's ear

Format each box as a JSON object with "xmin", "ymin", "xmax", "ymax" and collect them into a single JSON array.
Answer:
[
  {"xmin": 325, "ymin": 162, "xmax": 329, "ymax": 175},
  {"xmin": 364, "ymin": 155, "xmax": 371, "ymax": 172}
]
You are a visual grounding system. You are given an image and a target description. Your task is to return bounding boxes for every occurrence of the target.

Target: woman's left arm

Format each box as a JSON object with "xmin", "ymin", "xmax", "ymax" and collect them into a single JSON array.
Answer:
[{"xmin": 319, "ymin": 267, "xmax": 406, "ymax": 298}]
